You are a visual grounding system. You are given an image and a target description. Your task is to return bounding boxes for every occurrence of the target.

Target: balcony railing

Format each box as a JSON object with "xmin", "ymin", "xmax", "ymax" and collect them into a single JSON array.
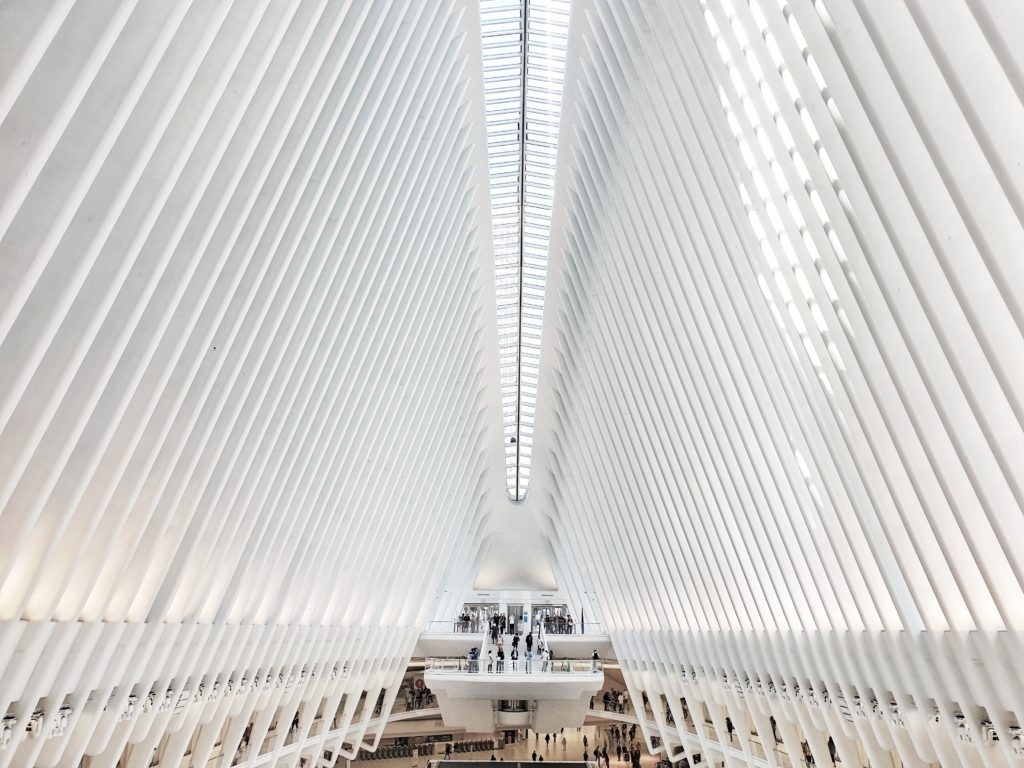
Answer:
[
  {"xmin": 425, "ymin": 657, "xmax": 603, "ymax": 674},
  {"xmin": 423, "ymin": 620, "xmax": 484, "ymax": 634},
  {"xmin": 539, "ymin": 619, "xmax": 604, "ymax": 635}
]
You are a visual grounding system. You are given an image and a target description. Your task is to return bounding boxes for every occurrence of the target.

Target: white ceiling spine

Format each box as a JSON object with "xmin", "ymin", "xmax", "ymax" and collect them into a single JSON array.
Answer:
[
  {"xmin": 534, "ymin": 0, "xmax": 1024, "ymax": 765},
  {"xmin": 0, "ymin": 0, "xmax": 502, "ymax": 764}
]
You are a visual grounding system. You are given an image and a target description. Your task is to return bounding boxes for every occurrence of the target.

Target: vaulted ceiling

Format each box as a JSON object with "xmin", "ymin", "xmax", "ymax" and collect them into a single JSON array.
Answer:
[{"xmin": 0, "ymin": 0, "xmax": 1022, "ymax": 766}]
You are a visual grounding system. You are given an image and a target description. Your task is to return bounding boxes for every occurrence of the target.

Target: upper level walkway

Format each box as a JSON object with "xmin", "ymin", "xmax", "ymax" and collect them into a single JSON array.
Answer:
[
  {"xmin": 426, "ymin": 658, "xmax": 603, "ymax": 675},
  {"xmin": 415, "ymin": 620, "xmax": 613, "ymax": 660}
]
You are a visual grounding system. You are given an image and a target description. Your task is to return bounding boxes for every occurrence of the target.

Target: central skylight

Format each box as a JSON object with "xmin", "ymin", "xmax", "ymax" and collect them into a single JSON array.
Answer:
[{"xmin": 480, "ymin": 0, "xmax": 570, "ymax": 501}]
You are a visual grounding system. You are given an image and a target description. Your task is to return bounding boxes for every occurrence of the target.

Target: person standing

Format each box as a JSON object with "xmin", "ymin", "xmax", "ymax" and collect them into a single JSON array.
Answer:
[
  {"xmin": 486, "ymin": 649, "xmax": 494, "ymax": 673},
  {"xmin": 562, "ymin": 737, "xmax": 567, "ymax": 753},
  {"xmin": 545, "ymin": 734, "xmax": 550, "ymax": 748},
  {"xmin": 525, "ymin": 631, "xmax": 533, "ymax": 654},
  {"xmin": 497, "ymin": 646, "xmax": 505, "ymax": 673},
  {"xmin": 531, "ymin": 751, "xmax": 537, "ymax": 762},
  {"xmin": 510, "ymin": 647, "xmax": 518, "ymax": 672},
  {"xmin": 525, "ymin": 649, "xmax": 534, "ymax": 673},
  {"xmin": 591, "ymin": 650, "xmax": 600, "ymax": 673}
]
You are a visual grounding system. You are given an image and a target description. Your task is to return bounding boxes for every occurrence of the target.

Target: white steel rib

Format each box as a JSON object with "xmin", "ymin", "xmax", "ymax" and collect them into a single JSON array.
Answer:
[{"xmin": 0, "ymin": 0, "xmax": 1022, "ymax": 766}]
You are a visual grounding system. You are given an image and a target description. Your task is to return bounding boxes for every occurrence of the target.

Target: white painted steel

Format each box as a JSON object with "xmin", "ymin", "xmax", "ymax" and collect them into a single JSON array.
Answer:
[
  {"xmin": 0, "ymin": 0, "xmax": 503, "ymax": 765},
  {"xmin": 1, "ymin": 0, "xmax": 1022, "ymax": 767},
  {"xmin": 533, "ymin": 0, "xmax": 1024, "ymax": 766}
]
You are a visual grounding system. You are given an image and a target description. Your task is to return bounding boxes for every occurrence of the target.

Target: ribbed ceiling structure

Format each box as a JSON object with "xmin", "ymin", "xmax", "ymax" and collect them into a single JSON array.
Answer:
[
  {"xmin": 1, "ymin": 0, "xmax": 1023, "ymax": 767},
  {"xmin": 0, "ymin": 0, "xmax": 503, "ymax": 765},
  {"xmin": 534, "ymin": 0, "xmax": 1024, "ymax": 766}
]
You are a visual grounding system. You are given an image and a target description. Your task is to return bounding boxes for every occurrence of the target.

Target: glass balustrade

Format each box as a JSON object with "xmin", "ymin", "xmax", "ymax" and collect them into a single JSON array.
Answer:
[{"xmin": 425, "ymin": 657, "xmax": 603, "ymax": 674}]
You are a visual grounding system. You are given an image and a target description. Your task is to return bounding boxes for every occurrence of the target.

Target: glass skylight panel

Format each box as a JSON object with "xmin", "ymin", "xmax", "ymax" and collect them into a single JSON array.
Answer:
[{"xmin": 481, "ymin": 0, "xmax": 569, "ymax": 501}]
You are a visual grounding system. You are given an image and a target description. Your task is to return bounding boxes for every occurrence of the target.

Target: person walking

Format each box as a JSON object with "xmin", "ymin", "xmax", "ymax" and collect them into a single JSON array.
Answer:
[
  {"xmin": 583, "ymin": 734, "xmax": 589, "ymax": 749},
  {"xmin": 562, "ymin": 737, "xmax": 567, "ymax": 753},
  {"xmin": 545, "ymin": 734, "xmax": 550, "ymax": 748},
  {"xmin": 497, "ymin": 647, "xmax": 505, "ymax": 673},
  {"xmin": 525, "ymin": 631, "xmax": 533, "ymax": 654}
]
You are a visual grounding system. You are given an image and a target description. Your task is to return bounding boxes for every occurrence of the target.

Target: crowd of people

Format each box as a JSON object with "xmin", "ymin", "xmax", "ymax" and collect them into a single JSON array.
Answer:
[
  {"xmin": 464, "ymin": 627, "xmax": 601, "ymax": 674},
  {"xmin": 428, "ymin": 726, "xmax": 647, "ymax": 768},
  {"xmin": 540, "ymin": 614, "xmax": 576, "ymax": 634},
  {"xmin": 595, "ymin": 689, "xmax": 630, "ymax": 713},
  {"xmin": 403, "ymin": 686, "xmax": 435, "ymax": 711},
  {"xmin": 456, "ymin": 607, "xmax": 588, "ymax": 637},
  {"xmin": 455, "ymin": 609, "xmax": 522, "ymax": 636},
  {"xmin": 578, "ymin": 725, "xmax": 644, "ymax": 768}
]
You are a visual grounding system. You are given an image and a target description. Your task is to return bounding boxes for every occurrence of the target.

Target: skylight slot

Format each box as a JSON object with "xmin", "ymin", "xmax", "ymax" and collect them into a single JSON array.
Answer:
[{"xmin": 480, "ymin": 0, "xmax": 570, "ymax": 501}]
